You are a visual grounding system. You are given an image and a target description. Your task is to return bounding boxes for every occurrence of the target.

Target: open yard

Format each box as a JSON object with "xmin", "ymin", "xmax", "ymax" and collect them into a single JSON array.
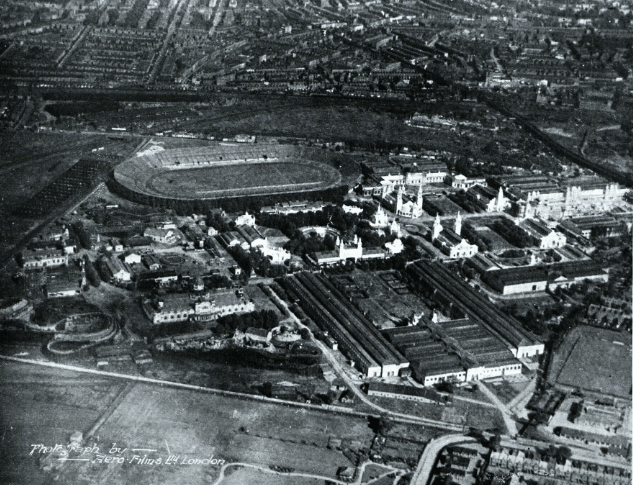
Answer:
[{"xmin": 331, "ymin": 271, "xmax": 432, "ymax": 328}]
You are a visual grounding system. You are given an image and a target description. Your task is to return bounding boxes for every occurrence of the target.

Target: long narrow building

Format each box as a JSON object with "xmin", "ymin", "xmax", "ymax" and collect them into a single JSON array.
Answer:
[
  {"xmin": 383, "ymin": 316, "xmax": 522, "ymax": 385},
  {"xmin": 282, "ymin": 272, "xmax": 409, "ymax": 377},
  {"xmin": 407, "ymin": 261, "xmax": 544, "ymax": 358}
]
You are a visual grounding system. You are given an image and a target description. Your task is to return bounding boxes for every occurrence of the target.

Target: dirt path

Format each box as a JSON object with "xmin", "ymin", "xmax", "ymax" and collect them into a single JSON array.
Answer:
[
  {"xmin": 211, "ymin": 460, "xmax": 406, "ymax": 485},
  {"xmin": 476, "ymin": 381, "xmax": 518, "ymax": 436}
]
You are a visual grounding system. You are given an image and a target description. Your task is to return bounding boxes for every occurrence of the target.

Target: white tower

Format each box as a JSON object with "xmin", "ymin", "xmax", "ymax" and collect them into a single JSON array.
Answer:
[
  {"xmin": 390, "ymin": 219, "xmax": 401, "ymax": 238},
  {"xmin": 454, "ymin": 211, "xmax": 462, "ymax": 236},
  {"xmin": 432, "ymin": 214, "xmax": 443, "ymax": 240},
  {"xmin": 497, "ymin": 187, "xmax": 505, "ymax": 211}
]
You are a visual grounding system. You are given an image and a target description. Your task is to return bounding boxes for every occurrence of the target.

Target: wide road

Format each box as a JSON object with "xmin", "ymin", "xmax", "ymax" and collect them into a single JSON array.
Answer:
[{"xmin": 410, "ymin": 434, "xmax": 476, "ymax": 485}]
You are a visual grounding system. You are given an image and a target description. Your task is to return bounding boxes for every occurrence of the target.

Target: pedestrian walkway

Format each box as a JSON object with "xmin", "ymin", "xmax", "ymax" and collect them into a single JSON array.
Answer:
[{"xmin": 477, "ymin": 381, "xmax": 518, "ymax": 436}]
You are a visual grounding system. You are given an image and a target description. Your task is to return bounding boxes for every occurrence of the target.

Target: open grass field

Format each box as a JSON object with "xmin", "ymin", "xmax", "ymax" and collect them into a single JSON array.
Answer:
[
  {"xmin": 0, "ymin": 361, "xmax": 127, "ymax": 485},
  {"xmin": 146, "ymin": 160, "xmax": 340, "ymax": 198},
  {"xmin": 78, "ymin": 382, "xmax": 372, "ymax": 484},
  {"xmin": 548, "ymin": 326, "xmax": 632, "ymax": 400},
  {"xmin": 220, "ymin": 467, "xmax": 325, "ymax": 485},
  {"xmin": 1, "ymin": 361, "xmax": 376, "ymax": 484},
  {"xmin": 556, "ymin": 330, "xmax": 631, "ymax": 399}
]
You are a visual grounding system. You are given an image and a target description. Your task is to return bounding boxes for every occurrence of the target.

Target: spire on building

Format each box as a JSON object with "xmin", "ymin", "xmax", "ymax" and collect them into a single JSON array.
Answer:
[
  {"xmin": 390, "ymin": 219, "xmax": 401, "ymax": 238},
  {"xmin": 454, "ymin": 211, "xmax": 462, "ymax": 236},
  {"xmin": 497, "ymin": 187, "xmax": 505, "ymax": 210},
  {"xmin": 432, "ymin": 214, "xmax": 443, "ymax": 240}
]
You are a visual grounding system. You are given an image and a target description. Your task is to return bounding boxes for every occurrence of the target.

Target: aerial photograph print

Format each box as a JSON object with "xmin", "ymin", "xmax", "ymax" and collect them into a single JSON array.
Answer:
[{"xmin": 0, "ymin": 0, "xmax": 631, "ymax": 484}]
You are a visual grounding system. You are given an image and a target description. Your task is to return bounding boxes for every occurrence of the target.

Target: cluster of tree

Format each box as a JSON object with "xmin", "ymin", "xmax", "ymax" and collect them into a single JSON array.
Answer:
[
  {"xmin": 88, "ymin": 208, "xmax": 113, "ymax": 226},
  {"xmin": 257, "ymin": 204, "xmax": 360, "ymax": 240},
  {"xmin": 447, "ymin": 191, "xmax": 480, "ymax": 214},
  {"xmin": 206, "ymin": 212, "xmax": 233, "ymax": 233},
  {"xmin": 72, "ymin": 221, "xmax": 91, "ymax": 249},
  {"xmin": 368, "ymin": 415, "xmax": 395, "ymax": 436},
  {"xmin": 568, "ymin": 401, "xmax": 583, "ymax": 423},
  {"xmin": 285, "ymin": 232, "xmax": 336, "ymax": 257},
  {"xmin": 542, "ymin": 444, "xmax": 573, "ymax": 463},
  {"xmin": 227, "ymin": 246, "xmax": 288, "ymax": 279},
  {"xmin": 451, "ymin": 156, "xmax": 504, "ymax": 178},
  {"xmin": 356, "ymin": 220, "xmax": 398, "ymax": 247},
  {"xmin": 203, "ymin": 274, "xmax": 232, "ymax": 290},
  {"xmin": 498, "ymin": 249, "xmax": 525, "ymax": 259},
  {"xmin": 492, "ymin": 219, "xmax": 539, "ymax": 248},
  {"xmin": 83, "ymin": 255, "xmax": 101, "ymax": 288},
  {"xmin": 215, "ymin": 309, "xmax": 279, "ymax": 335},
  {"xmin": 461, "ymin": 221, "xmax": 490, "ymax": 252}
]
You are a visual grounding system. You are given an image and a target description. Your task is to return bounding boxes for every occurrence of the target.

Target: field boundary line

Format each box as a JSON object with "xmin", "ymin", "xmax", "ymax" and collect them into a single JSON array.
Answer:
[
  {"xmin": 1, "ymin": 355, "xmax": 467, "ymax": 431},
  {"xmin": 0, "ymin": 355, "xmax": 376, "ymax": 419},
  {"xmin": 86, "ymin": 381, "xmax": 136, "ymax": 438}
]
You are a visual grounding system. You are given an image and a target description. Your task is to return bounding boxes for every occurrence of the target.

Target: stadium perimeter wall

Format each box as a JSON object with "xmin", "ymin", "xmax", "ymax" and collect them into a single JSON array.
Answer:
[{"xmin": 110, "ymin": 145, "xmax": 350, "ymax": 213}]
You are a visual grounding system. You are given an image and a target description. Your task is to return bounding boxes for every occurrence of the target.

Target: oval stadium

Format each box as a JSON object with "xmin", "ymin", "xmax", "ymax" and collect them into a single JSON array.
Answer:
[{"xmin": 113, "ymin": 144, "xmax": 345, "ymax": 205}]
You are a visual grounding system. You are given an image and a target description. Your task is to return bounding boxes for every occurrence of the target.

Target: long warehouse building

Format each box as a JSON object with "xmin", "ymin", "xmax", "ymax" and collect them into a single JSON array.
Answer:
[
  {"xmin": 282, "ymin": 272, "xmax": 409, "ymax": 378},
  {"xmin": 407, "ymin": 261, "xmax": 544, "ymax": 358},
  {"xmin": 383, "ymin": 316, "xmax": 523, "ymax": 385}
]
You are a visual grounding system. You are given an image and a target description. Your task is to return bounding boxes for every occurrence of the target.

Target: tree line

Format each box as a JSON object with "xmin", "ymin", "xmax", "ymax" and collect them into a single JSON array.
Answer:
[{"xmin": 215, "ymin": 309, "xmax": 280, "ymax": 335}]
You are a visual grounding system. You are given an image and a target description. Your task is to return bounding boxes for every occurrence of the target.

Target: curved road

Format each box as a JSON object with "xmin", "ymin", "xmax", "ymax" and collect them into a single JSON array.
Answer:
[
  {"xmin": 211, "ymin": 460, "xmax": 406, "ymax": 485},
  {"xmin": 410, "ymin": 434, "xmax": 476, "ymax": 485}
]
